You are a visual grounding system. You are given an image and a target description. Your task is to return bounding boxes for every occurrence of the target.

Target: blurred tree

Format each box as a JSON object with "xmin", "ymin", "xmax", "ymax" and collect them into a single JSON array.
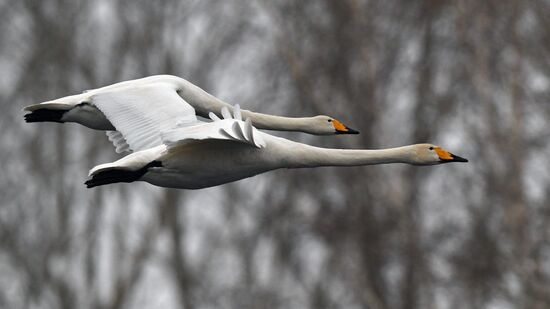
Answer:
[{"xmin": 0, "ymin": 0, "xmax": 549, "ymax": 308}]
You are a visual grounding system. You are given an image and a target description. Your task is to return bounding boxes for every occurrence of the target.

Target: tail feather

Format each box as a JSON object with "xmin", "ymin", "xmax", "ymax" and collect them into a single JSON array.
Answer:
[
  {"xmin": 85, "ymin": 168, "xmax": 142, "ymax": 188},
  {"xmin": 85, "ymin": 161, "xmax": 162, "ymax": 188},
  {"xmin": 24, "ymin": 108, "xmax": 67, "ymax": 123},
  {"xmin": 23, "ymin": 102, "xmax": 74, "ymax": 112}
]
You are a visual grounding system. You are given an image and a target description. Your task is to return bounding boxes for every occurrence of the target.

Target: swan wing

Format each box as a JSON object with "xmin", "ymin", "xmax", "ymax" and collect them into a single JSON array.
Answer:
[
  {"xmin": 161, "ymin": 106, "xmax": 266, "ymax": 149},
  {"xmin": 91, "ymin": 83, "xmax": 198, "ymax": 152}
]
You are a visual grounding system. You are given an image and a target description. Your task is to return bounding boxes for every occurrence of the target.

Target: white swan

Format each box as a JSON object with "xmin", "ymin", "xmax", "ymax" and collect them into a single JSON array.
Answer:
[
  {"xmin": 84, "ymin": 104, "xmax": 468, "ymax": 189},
  {"xmin": 23, "ymin": 75, "xmax": 358, "ymax": 136}
]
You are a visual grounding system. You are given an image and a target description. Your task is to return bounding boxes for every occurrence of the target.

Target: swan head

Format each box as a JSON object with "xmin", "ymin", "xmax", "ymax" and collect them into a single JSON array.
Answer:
[
  {"xmin": 310, "ymin": 115, "xmax": 359, "ymax": 135},
  {"xmin": 412, "ymin": 143, "xmax": 468, "ymax": 165}
]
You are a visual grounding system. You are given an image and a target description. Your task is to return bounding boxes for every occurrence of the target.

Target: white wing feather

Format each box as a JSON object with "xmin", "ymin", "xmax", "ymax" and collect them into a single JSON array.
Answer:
[
  {"xmin": 221, "ymin": 107, "xmax": 232, "ymax": 119},
  {"xmin": 106, "ymin": 131, "xmax": 130, "ymax": 153},
  {"xmin": 208, "ymin": 112, "xmax": 221, "ymax": 121},
  {"xmin": 161, "ymin": 107, "xmax": 265, "ymax": 149},
  {"xmin": 233, "ymin": 104, "xmax": 242, "ymax": 120},
  {"xmin": 92, "ymin": 83, "xmax": 197, "ymax": 152}
]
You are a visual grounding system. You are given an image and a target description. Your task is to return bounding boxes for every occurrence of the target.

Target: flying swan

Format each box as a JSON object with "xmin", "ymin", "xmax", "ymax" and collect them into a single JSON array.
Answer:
[
  {"xmin": 23, "ymin": 75, "xmax": 358, "ymax": 136},
  {"xmin": 67, "ymin": 81, "xmax": 468, "ymax": 189}
]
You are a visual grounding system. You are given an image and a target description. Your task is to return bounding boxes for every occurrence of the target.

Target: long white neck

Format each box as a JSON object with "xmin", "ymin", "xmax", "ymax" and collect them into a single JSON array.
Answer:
[
  {"xmin": 277, "ymin": 141, "xmax": 417, "ymax": 168},
  {"xmin": 240, "ymin": 111, "xmax": 313, "ymax": 133},
  {"xmin": 174, "ymin": 77, "xmax": 233, "ymax": 115},
  {"xmin": 173, "ymin": 77, "xmax": 314, "ymax": 133}
]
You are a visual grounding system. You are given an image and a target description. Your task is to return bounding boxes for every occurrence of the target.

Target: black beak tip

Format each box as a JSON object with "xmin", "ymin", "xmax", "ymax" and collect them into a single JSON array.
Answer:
[
  {"xmin": 337, "ymin": 127, "xmax": 359, "ymax": 135},
  {"xmin": 452, "ymin": 155, "xmax": 468, "ymax": 163}
]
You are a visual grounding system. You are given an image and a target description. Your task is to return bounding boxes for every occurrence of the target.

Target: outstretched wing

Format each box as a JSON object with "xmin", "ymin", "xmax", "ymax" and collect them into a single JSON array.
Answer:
[
  {"xmin": 161, "ymin": 105, "xmax": 266, "ymax": 149},
  {"xmin": 91, "ymin": 83, "xmax": 198, "ymax": 152}
]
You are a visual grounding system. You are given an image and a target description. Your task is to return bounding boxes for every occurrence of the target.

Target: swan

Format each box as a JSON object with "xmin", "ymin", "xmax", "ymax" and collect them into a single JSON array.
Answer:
[
  {"xmin": 84, "ymin": 103, "xmax": 468, "ymax": 189},
  {"xmin": 23, "ymin": 75, "xmax": 358, "ymax": 136}
]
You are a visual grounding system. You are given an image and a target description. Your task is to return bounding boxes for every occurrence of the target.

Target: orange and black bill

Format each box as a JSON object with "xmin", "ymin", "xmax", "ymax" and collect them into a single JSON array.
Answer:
[
  {"xmin": 333, "ymin": 119, "xmax": 359, "ymax": 134},
  {"xmin": 435, "ymin": 147, "xmax": 468, "ymax": 163}
]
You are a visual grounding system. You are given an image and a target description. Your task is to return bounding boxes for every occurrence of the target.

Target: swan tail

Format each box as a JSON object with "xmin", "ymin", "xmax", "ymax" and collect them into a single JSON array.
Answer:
[
  {"xmin": 23, "ymin": 92, "xmax": 91, "ymax": 123},
  {"xmin": 86, "ymin": 161, "xmax": 162, "ymax": 188},
  {"xmin": 23, "ymin": 102, "xmax": 74, "ymax": 112},
  {"xmin": 23, "ymin": 91, "xmax": 90, "ymax": 112},
  {"xmin": 23, "ymin": 90, "xmax": 89, "ymax": 123},
  {"xmin": 24, "ymin": 108, "xmax": 67, "ymax": 123}
]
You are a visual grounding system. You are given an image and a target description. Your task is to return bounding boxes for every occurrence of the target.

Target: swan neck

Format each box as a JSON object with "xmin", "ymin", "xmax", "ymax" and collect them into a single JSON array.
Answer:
[
  {"xmin": 174, "ymin": 77, "xmax": 233, "ymax": 116},
  {"xmin": 172, "ymin": 77, "xmax": 313, "ymax": 132},
  {"xmin": 285, "ymin": 143, "xmax": 416, "ymax": 168},
  {"xmin": 241, "ymin": 111, "xmax": 311, "ymax": 132}
]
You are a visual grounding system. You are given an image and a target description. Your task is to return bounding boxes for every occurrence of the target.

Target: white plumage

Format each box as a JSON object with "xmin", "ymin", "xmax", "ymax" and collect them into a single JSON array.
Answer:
[
  {"xmin": 160, "ymin": 105, "xmax": 266, "ymax": 149},
  {"xmin": 23, "ymin": 75, "xmax": 468, "ymax": 190},
  {"xmin": 92, "ymin": 83, "xmax": 197, "ymax": 152},
  {"xmin": 83, "ymin": 105, "xmax": 466, "ymax": 189},
  {"xmin": 24, "ymin": 75, "xmax": 360, "ymax": 138}
]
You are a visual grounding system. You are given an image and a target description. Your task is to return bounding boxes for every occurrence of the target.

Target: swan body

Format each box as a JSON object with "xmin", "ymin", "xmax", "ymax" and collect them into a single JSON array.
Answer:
[
  {"xmin": 23, "ymin": 77, "xmax": 467, "ymax": 190},
  {"xmin": 24, "ymin": 75, "xmax": 358, "ymax": 135},
  {"xmin": 85, "ymin": 106, "xmax": 468, "ymax": 190},
  {"xmin": 143, "ymin": 141, "xmax": 465, "ymax": 190}
]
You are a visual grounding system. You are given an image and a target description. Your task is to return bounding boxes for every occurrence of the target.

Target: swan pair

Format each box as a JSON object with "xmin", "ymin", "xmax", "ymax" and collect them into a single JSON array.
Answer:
[{"xmin": 24, "ymin": 75, "xmax": 467, "ymax": 189}]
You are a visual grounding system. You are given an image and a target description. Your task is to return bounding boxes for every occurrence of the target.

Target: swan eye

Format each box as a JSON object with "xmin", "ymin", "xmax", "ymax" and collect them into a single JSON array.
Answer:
[
  {"xmin": 327, "ymin": 119, "xmax": 332, "ymax": 122},
  {"xmin": 429, "ymin": 147, "xmax": 434, "ymax": 150}
]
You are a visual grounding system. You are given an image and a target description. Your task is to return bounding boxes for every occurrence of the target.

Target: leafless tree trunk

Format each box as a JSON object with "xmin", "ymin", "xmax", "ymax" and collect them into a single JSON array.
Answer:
[{"xmin": 1, "ymin": 0, "xmax": 549, "ymax": 308}]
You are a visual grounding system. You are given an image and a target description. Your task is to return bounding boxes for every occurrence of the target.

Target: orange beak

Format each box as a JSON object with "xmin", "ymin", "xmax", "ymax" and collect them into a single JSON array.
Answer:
[
  {"xmin": 332, "ymin": 119, "xmax": 359, "ymax": 134},
  {"xmin": 435, "ymin": 147, "xmax": 468, "ymax": 163}
]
